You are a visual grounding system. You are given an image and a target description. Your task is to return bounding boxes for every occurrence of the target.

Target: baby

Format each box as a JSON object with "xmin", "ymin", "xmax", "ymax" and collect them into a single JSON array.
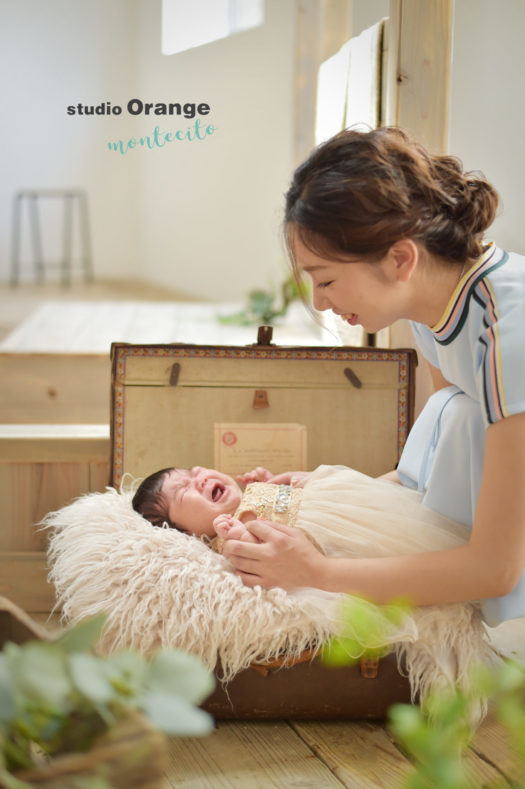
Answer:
[{"xmin": 132, "ymin": 465, "xmax": 310, "ymax": 545}]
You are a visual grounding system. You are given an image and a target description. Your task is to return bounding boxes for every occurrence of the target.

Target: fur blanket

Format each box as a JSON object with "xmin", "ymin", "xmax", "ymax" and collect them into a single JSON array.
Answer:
[{"xmin": 44, "ymin": 487, "xmax": 491, "ymax": 708}]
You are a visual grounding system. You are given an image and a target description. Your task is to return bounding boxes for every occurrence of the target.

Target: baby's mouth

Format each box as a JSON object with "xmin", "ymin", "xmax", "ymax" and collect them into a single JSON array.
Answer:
[{"xmin": 211, "ymin": 484, "xmax": 225, "ymax": 502}]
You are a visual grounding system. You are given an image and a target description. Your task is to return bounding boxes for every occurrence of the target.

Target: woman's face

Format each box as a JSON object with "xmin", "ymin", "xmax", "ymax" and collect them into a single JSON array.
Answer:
[
  {"xmin": 293, "ymin": 237, "xmax": 406, "ymax": 334},
  {"xmin": 161, "ymin": 467, "xmax": 242, "ymax": 537}
]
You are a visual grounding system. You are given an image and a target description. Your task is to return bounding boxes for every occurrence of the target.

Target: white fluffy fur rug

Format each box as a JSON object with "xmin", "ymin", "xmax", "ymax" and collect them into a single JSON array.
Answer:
[{"xmin": 44, "ymin": 487, "xmax": 491, "ymax": 708}]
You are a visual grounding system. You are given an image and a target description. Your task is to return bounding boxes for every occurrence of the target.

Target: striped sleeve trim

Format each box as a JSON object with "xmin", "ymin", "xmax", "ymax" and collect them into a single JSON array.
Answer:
[
  {"xmin": 476, "ymin": 278, "xmax": 509, "ymax": 424},
  {"xmin": 432, "ymin": 246, "xmax": 508, "ymax": 345}
]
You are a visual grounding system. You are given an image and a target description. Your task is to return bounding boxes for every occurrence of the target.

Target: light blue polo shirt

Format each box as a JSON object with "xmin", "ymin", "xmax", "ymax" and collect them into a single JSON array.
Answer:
[{"xmin": 397, "ymin": 244, "xmax": 525, "ymax": 625}]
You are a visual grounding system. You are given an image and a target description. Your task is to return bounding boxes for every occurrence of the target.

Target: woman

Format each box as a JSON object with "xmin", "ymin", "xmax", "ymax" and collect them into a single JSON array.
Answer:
[{"xmin": 222, "ymin": 126, "xmax": 525, "ymax": 627}]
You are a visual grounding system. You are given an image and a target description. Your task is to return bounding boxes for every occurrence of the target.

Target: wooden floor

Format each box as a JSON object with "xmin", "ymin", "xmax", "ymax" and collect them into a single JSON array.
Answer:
[
  {"xmin": 31, "ymin": 611, "xmax": 525, "ymax": 789},
  {"xmin": 162, "ymin": 715, "xmax": 521, "ymax": 789},
  {"xmin": 9, "ymin": 281, "xmax": 525, "ymax": 788},
  {"xmin": 0, "ymin": 279, "xmax": 188, "ymax": 341}
]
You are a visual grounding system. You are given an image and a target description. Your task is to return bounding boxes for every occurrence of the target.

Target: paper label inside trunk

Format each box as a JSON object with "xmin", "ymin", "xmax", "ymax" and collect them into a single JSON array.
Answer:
[{"xmin": 214, "ymin": 423, "xmax": 306, "ymax": 475}]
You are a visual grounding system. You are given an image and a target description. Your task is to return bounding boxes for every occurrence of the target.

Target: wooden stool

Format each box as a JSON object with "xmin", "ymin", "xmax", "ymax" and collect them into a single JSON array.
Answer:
[{"xmin": 10, "ymin": 189, "xmax": 93, "ymax": 286}]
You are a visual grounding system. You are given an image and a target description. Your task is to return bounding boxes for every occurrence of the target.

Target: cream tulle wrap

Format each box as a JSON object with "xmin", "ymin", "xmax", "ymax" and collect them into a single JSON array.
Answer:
[{"xmin": 45, "ymin": 465, "xmax": 491, "ymax": 710}]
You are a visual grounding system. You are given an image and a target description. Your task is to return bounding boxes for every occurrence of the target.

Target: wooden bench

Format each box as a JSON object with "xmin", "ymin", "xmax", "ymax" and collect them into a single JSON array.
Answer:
[
  {"xmin": 0, "ymin": 424, "xmax": 110, "ymax": 611},
  {"xmin": 0, "ymin": 300, "xmax": 334, "ymax": 424}
]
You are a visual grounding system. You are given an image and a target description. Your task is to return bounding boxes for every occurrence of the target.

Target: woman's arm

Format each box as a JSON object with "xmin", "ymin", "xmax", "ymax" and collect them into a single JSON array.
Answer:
[
  {"xmin": 376, "ymin": 469, "xmax": 401, "ymax": 484},
  {"xmin": 222, "ymin": 413, "xmax": 525, "ymax": 605}
]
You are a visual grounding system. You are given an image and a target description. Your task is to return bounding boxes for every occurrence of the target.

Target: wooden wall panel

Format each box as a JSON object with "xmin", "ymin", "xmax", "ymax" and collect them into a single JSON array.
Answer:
[{"xmin": 0, "ymin": 428, "xmax": 110, "ymax": 612}]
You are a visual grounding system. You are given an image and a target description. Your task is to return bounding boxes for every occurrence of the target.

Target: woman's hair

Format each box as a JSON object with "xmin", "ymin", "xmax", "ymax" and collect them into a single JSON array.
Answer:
[
  {"xmin": 284, "ymin": 126, "xmax": 499, "ymax": 268},
  {"xmin": 132, "ymin": 468, "xmax": 176, "ymax": 529}
]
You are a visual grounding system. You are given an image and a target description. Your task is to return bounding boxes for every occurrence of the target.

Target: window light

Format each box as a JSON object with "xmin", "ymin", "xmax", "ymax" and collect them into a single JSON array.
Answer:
[{"xmin": 162, "ymin": 0, "xmax": 264, "ymax": 55}]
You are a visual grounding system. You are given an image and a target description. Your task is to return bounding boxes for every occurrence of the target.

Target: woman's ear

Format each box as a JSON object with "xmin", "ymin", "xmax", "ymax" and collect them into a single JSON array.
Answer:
[{"xmin": 387, "ymin": 239, "xmax": 419, "ymax": 282}]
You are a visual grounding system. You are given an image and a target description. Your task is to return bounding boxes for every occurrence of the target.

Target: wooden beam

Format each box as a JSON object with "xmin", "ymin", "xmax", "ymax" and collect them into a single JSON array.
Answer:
[
  {"xmin": 387, "ymin": 0, "xmax": 452, "ymax": 153},
  {"xmin": 293, "ymin": 0, "xmax": 352, "ymax": 166}
]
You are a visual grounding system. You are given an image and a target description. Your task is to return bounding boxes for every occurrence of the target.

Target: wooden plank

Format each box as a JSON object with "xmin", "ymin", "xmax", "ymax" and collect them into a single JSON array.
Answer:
[
  {"xmin": 0, "ymin": 461, "xmax": 90, "ymax": 550},
  {"xmin": 293, "ymin": 719, "xmax": 509, "ymax": 788},
  {"xmin": 320, "ymin": 0, "xmax": 352, "ymax": 62},
  {"xmin": 0, "ymin": 459, "xmax": 112, "ymax": 551},
  {"xmin": 470, "ymin": 714, "xmax": 524, "ymax": 786},
  {"xmin": 0, "ymin": 424, "xmax": 109, "ymax": 462},
  {"xmin": 0, "ymin": 552, "xmax": 56, "ymax": 613},
  {"xmin": 292, "ymin": 721, "xmax": 413, "ymax": 788},
  {"xmin": 462, "ymin": 741, "xmax": 509, "ymax": 787},
  {"xmin": 164, "ymin": 721, "xmax": 344, "ymax": 788},
  {"xmin": 384, "ymin": 1, "xmax": 401, "ymax": 127},
  {"xmin": 0, "ymin": 352, "xmax": 110, "ymax": 423},
  {"xmin": 387, "ymin": 0, "xmax": 452, "ymax": 153},
  {"xmin": 89, "ymin": 460, "xmax": 111, "ymax": 491},
  {"xmin": 294, "ymin": 1, "xmax": 322, "ymax": 167}
]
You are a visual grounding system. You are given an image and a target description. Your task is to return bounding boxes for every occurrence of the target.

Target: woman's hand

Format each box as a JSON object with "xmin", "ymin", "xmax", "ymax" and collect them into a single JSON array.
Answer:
[{"xmin": 221, "ymin": 519, "xmax": 328, "ymax": 589}]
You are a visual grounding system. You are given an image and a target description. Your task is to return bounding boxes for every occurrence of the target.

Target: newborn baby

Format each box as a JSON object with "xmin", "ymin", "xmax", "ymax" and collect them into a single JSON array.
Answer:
[{"xmin": 132, "ymin": 465, "xmax": 309, "ymax": 546}]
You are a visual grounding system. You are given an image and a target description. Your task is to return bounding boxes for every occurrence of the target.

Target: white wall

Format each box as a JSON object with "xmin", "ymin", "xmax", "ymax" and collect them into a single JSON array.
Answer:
[
  {"xmin": 0, "ymin": 0, "xmax": 141, "ymax": 282},
  {"xmin": 0, "ymin": 0, "xmax": 295, "ymax": 299},
  {"xmin": 134, "ymin": 0, "xmax": 295, "ymax": 299},
  {"xmin": 352, "ymin": 0, "xmax": 389, "ymax": 37},
  {"xmin": 449, "ymin": 0, "xmax": 525, "ymax": 255}
]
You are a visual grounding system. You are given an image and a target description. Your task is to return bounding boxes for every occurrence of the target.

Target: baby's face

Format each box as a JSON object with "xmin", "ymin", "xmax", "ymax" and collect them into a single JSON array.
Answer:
[{"xmin": 161, "ymin": 467, "xmax": 241, "ymax": 537}]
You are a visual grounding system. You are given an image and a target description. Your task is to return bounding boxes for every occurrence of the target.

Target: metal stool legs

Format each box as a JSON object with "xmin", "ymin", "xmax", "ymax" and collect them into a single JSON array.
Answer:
[{"xmin": 10, "ymin": 189, "xmax": 93, "ymax": 286}]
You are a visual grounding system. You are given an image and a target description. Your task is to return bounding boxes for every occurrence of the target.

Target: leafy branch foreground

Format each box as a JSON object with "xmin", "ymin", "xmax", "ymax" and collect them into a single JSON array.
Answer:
[
  {"xmin": 0, "ymin": 615, "xmax": 214, "ymax": 788},
  {"xmin": 323, "ymin": 597, "xmax": 525, "ymax": 789}
]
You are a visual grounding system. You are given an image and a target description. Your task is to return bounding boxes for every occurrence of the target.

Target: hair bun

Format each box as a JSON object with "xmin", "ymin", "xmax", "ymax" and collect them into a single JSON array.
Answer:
[{"xmin": 458, "ymin": 174, "xmax": 499, "ymax": 236}]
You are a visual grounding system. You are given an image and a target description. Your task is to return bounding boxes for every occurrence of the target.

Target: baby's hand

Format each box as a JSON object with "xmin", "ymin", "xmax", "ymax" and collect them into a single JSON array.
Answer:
[
  {"xmin": 213, "ymin": 514, "xmax": 236, "ymax": 539},
  {"xmin": 237, "ymin": 467, "xmax": 274, "ymax": 486},
  {"xmin": 213, "ymin": 513, "xmax": 261, "ymax": 544},
  {"xmin": 237, "ymin": 468, "xmax": 310, "ymax": 487}
]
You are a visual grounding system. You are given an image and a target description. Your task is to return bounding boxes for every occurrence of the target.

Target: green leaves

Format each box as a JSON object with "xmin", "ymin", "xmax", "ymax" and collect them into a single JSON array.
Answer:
[
  {"xmin": 0, "ymin": 656, "xmax": 16, "ymax": 728},
  {"xmin": 389, "ymin": 699, "xmax": 473, "ymax": 789},
  {"xmin": 322, "ymin": 595, "xmax": 413, "ymax": 666},
  {"xmin": 144, "ymin": 650, "xmax": 215, "ymax": 705},
  {"xmin": 0, "ymin": 615, "xmax": 215, "ymax": 780},
  {"xmin": 4, "ymin": 642, "xmax": 71, "ymax": 711},
  {"xmin": 69, "ymin": 653, "xmax": 118, "ymax": 706},
  {"xmin": 218, "ymin": 272, "xmax": 310, "ymax": 326},
  {"xmin": 54, "ymin": 614, "xmax": 107, "ymax": 654},
  {"xmin": 388, "ymin": 660, "xmax": 525, "ymax": 789},
  {"xmin": 140, "ymin": 693, "xmax": 213, "ymax": 737},
  {"xmin": 138, "ymin": 650, "xmax": 215, "ymax": 737},
  {"xmin": 321, "ymin": 593, "xmax": 525, "ymax": 789}
]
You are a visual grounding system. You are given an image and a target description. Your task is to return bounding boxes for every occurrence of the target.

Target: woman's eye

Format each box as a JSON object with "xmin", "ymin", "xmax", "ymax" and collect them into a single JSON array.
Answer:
[{"xmin": 318, "ymin": 280, "xmax": 334, "ymax": 289}]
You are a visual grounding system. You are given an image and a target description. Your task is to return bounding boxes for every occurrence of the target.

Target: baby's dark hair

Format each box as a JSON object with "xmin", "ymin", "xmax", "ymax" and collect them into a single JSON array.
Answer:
[{"xmin": 132, "ymin": 468, "xmax": 177, "ymax": 529}]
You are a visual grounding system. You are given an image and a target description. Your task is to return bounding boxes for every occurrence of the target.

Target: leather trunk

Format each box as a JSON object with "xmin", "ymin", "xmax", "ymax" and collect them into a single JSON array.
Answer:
[{"xmin": 110, "ymin": 332, "xmax": 417, "ymax": 719}]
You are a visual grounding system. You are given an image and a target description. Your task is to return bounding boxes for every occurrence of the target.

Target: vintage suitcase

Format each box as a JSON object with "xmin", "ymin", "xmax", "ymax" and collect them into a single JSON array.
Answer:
[{"xmin": 110, "ymin": 330, "xmax": 417, "ymax": 719}]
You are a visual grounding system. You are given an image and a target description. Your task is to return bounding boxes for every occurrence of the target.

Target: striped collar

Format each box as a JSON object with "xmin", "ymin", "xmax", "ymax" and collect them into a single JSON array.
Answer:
[{"xmin": 431, "ymin": 244, "xmax": 508, "ymax": 344}]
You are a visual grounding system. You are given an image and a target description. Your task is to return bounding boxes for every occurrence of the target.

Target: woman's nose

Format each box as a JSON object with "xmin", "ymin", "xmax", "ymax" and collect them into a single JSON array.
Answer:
[{"xmin": 312, "ymin": 289, "xmax": 331, "ymax": 311}]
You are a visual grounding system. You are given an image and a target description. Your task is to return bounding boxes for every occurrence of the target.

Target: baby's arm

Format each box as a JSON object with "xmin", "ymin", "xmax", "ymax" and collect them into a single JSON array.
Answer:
[{"xmin": 237, "ymin": 468, "xmax": 311, "ymax": 487}]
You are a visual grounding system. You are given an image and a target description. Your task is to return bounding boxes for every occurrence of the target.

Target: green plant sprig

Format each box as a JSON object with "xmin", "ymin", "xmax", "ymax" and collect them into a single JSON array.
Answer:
[
  {"xmin": 389, "ymin": 659, "xmax": 525, "ymax": 789},
  {"xmin": 321, "ymin": 593, "xmax": 525, "ymax": 789},
  {"xmin": 0, "ymin": 615, "xmax": 215, "ymax": 784},
  {"xmin": 218, "ymin": 273, "xmax": 310, "ymax": 326}
]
